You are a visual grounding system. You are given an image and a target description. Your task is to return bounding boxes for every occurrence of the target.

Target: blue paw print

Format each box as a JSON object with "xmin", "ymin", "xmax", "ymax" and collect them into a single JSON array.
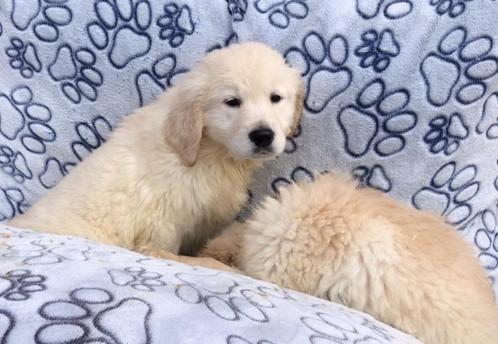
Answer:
[
  {"xmin": 108, "ymin": 266, "xmax": 166, "ymax": 292},
  {"xmin": 0, "ymin": 187, "xmax": 29, "ymax": 221},
  {"xmin": 353, "ymin": 164, "xmax": 392, "ymax": 192},
  {"xmin": 354, "ymin": 29, "xmax": 400, "ymax": 73},
  {"xmin": 421, "ymin": 26, "xmax": 498, "ymax": 107},
  {"xmin": 284, "ymin": 123, "xmax": 302, "ymax": 154},
  {"xmin": 477, "ymin": 92, "xmax": 498, "ymax": 140},
  {"xmin": 11, "ymin": 0, "xmax": 72, "ymax": 42},
  {"xmin": 46, "ymin": 116, "xmax": 113, "ymax": 178},
  {"xmin": 285, "ymin": 32, "xmax": 352, "ymax": 114},
  {"xmin": 0, "ymin": 86, "xmax": 55, "ymax": 155},
  {"xmin": 227, "ymin": 0, "xmax": 247, "ymax": 21},
  {"xmin": 338, "ymin": 78, "xmax": 417, "ymax": 158},
  {"xmin": 271, "ymin": 166, "xmax": 314, "ymax": 193},
  {"xmin": 5, "ymin": 37, "xmax": 42, "ymax": 79},
  {"xmin": 302, "ymin": 311, "xmax": 397, "ymax": 343},
  {"xmin": 10, "ymin": 0, "xmax": 41, "ymax": 31},
  {"xmin": 38, "ymin": 157, "xmax": 67, "ymax": 189},
  {"xmin": 0, "ymin": 269, "xmax": 46, "ymax": 301},
  {"xmin": 495, "ymin": 159, "xmax": 498, "ymax": 193},
  {"xmin": 156, "ymin": 3, "xmax": 195, "ymax": 47},
  {"xmin": 473, "ymin": 209, "xmax": 498, "ymax": 271},
  {"xmin": 0, "ymin": 146, "xmax": 32, "ymax": 183},
  {"xmin": 424, "ymin": 112, "xmax": 469, "ymax": 156},
  {"xmin": 356, "ymin": 0, "xmax": 413, "ymax": 20},
  {"xmin": 36, "ymin": 287, "xmax": 152, "ymax": 344},
  {"xmin": 429, "ymin": 0, "xmax": 473, "ymax": 18},
  {"xmin": 207, "ymin": 32, "xmax": 239, "ymax": 53},
  {"xmin": 412, "ymin": 161, "xmax": 480, "ymax": 227},
  {"xmin": 87, "ymin": 0, "xmax": 152, "ymax": 69},
  {"xmin": 227, "ymin": 335, "xmax": 275, "ymax": 344},
  {"xmin": 0, "ymin": 310, "xmax": 13, "ymax": 343},
  {"xmin": 48, "ymin": 45, "xmax": 104, "ymax": 104},
  {"xmin": 135, "ymin": 53, "xmax": 188, "ymax": 106},
  {"xmin": 70, "ymin": 116, "xmax": 113, "ymax": 164},
  {"xmin": 254, "ymin": 0, "xmax": 309, "ymax": 29},
  {"xmin": 174, "ymin": 273, "xmax": 269, "ymax": 323},
  {"xmin": 361, "ymin": 317, "xmax": 397, "ymax": 341}
]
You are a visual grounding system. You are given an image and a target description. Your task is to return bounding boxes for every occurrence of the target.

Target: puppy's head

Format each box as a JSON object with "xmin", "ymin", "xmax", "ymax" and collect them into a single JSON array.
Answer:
[{"xmin": 164, "ymin": 42, "xmax": 304, "ymax": 166}]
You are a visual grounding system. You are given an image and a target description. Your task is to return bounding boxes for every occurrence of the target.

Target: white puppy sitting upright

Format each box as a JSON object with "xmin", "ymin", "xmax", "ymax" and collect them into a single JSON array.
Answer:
[{"xmin": 9, "ymin": 42, "xmax": 304, "ymax": 269}]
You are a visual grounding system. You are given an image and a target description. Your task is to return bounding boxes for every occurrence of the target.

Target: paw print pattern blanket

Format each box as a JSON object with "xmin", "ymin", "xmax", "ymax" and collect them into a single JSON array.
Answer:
[
  {"xmin": 0, "ymin": 1, "xmax": 496, "ymax": 342},
  {"xmin": 0, "ymin": 226, "xmax": 422, "ymax": 343}
]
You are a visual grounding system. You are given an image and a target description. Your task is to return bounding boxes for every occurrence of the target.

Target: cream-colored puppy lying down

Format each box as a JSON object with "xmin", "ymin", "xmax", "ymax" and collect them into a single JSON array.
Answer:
[
  {"xmin": 201, "ymin": 173, "xmax": 498, "ymax": 343},
  {"xmin": 9, "ymin": 42, "xmax": 304, "ymax": 270}
]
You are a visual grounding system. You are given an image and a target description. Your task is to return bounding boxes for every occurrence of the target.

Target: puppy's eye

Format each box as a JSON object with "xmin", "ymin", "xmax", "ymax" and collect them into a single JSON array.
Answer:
[
  {"xmin": 270, "ymin": 93, "xmax": 282, "ymax": 103},
  {"xmin": 224, "ymin": 97, "xmax": 242, "ymax": 108}
]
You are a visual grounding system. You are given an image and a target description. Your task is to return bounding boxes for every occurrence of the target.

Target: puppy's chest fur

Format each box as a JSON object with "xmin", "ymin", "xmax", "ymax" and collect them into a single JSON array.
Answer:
[
  {"xmin": 134, "ymin": 146, "xmax": 256, "ymax": 255},
  {"xmin": 177, "ymin": 166, "xmax": 251, "ymax": 256}
]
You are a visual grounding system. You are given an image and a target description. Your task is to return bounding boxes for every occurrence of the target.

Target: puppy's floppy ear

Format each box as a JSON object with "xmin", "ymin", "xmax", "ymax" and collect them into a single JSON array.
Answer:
[
  {"xmin": 164, "ymin": 81, "xmax": 205, "ymax": 167},
  {"xmin": 289, "ymin": 79, "xmax": 305, "ymax": 136}
]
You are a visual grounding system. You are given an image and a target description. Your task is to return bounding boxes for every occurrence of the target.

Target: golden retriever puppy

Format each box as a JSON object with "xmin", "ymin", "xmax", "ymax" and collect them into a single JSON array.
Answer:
[
  {"xmin": 9, "ymin": 42, "xmax": 304, "ymax": 270},
  {"xmin": 201, "ymin": 173, "xmax": 498, "ymax": 343}
]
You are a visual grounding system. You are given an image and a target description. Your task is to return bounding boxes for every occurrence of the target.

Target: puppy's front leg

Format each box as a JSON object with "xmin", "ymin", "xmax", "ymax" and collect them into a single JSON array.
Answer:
[
  {"xmin": 136, "ymin": 245, "xmax": 234, "ymax": 272},
  {"xmin": 198, "ymin": 222, "xmax": 245, "ymax": 267}
]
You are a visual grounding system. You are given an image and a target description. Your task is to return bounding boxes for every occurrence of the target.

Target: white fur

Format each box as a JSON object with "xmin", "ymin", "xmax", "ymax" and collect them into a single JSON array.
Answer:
[
  {"xmin": 202, "ymin": 173, "xmax": 498, "ymax": 343},
  {"xmin": 9, "ymin": 42, "xmax": 303, "ymax": 266}
]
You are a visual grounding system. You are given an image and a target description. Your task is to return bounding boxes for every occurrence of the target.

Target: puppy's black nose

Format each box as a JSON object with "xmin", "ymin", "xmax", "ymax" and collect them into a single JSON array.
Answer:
[{"xmin": 249, "ymin": 128, "xmax": 274, "ymax": 148}]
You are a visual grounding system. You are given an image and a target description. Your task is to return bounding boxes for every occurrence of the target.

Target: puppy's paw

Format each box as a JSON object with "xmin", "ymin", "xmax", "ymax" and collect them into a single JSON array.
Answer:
[
  {"xmin": 199, "ymin": 240, "xmax": 238, "ymax": 267},
  {"xmin": 135, "ymin": 245, "xmax": 173, "ymax": 259},
  {"xmin": 136, "ymin": 245, "xmax": 235, "ymax": 272},
  {"xmin": 188, "ymin": 256, "xmax": 237, "ymax": 272},
  {"xmin": 199, "ymin": 223, "xmax": 245, "ymax": 267}
]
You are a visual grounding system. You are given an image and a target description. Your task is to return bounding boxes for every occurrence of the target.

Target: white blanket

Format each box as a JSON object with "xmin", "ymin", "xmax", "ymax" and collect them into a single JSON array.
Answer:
[{"xmin": 0, "ymin": 226, "xmax": 421, "ymax": 344}]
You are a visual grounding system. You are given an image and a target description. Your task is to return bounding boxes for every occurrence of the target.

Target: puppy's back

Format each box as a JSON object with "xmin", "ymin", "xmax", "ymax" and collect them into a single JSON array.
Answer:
[{"xmin": 239, "ymin": 173, "xmax": 498, "ymax": 344}]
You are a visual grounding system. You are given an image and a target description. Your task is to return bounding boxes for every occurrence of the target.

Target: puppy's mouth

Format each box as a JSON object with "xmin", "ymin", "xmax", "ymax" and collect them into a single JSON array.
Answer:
[{"xmin": 252, "ymin": 147, "xmax": 276, "ymax": 159}]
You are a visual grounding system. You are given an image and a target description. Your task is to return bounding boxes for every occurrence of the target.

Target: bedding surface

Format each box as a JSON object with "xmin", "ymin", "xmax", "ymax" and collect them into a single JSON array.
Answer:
[
  {"xmin": 0, "ymin": 0, "xmax": 497, "ymax": 338},
  {"xmin": 0, "ymin": 226, "xmax": 422, "ymax": 343}
]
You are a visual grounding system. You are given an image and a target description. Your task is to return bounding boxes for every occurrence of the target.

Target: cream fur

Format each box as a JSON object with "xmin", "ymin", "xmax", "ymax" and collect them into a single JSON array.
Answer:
[
  {"xmin": 201, "ymin": 173, "xmax": 498, "ymax": 343},
  {"xmin": 8, "ymin": 42, "xmax": 303, "ymax": 269}
]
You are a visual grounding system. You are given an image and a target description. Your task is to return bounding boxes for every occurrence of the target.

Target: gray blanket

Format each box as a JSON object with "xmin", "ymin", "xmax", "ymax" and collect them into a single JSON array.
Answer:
[
  {"xmin": 0, "ymin": 0, "xmax": 497, "ymax": 341},
  {"xmin": 0, "ymin": 226, "xmax": 422, "ymax": 343}
]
